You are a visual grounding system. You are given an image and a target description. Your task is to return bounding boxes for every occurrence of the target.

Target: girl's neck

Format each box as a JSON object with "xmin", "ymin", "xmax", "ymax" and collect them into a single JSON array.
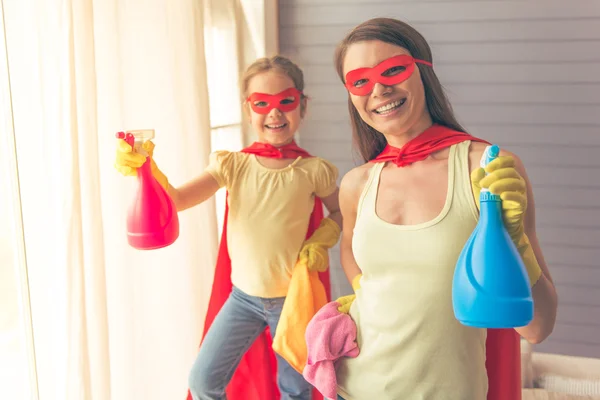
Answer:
[{"xmin": 257, "ymin": 138, "xmax": 295, "ymax": 148}]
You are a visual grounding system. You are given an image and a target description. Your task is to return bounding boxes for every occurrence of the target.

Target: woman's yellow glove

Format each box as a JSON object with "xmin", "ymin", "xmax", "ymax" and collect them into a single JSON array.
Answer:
[
  {"xmin": 336, "ymin": 274, "xmax": 361, "ymax": 314},
  {"xmin": 471, "ymin": 155, "xmax": 541, "ymax": 286},
  {"xmin": 114, "ymin": 139, "xmax": 169, "ymax": 190},
  {"xmin": 471, "ymin": 156, "xmax": 527, "ymax": 240},
  {"xmin": 298, "ymin": 218, "xmax": 341, "ymax": 272}
]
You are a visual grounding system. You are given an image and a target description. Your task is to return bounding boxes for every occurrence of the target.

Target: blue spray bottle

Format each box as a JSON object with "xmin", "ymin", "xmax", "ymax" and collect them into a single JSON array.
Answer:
[{"xmin": 452, "ymin": 144, "xmax": 534, "ymax": 328}]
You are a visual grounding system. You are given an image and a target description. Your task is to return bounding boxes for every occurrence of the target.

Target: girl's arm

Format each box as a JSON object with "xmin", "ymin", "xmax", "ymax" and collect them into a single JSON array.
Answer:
[
  {"xmin": 320, "ymin": 187, "xmax": 343, "ymax": 230},
  {"xmin": 168, "ymin": 171, "xmax": 221, "ymax": 212}
]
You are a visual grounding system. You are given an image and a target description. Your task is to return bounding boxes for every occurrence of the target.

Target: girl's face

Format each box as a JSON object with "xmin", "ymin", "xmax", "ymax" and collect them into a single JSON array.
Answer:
[
  {"xmin": 342, "ymin": 40, "xmax": 432, "ymax": 144},
  {"xmin": 245, "ymin": 70, "xmax": 306, "ymax": 147}
]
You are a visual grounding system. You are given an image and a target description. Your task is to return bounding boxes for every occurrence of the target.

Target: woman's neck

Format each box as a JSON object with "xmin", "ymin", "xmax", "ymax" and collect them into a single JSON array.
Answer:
[{"xmin": 386, "ymin": 115, "xmax": 434, "ymax": 148}]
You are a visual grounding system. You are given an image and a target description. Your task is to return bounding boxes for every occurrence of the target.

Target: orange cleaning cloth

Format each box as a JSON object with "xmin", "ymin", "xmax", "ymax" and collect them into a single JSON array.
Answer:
[{"xmin": 272, "ymin": 258, "xmax": 329, "ymax": 374}]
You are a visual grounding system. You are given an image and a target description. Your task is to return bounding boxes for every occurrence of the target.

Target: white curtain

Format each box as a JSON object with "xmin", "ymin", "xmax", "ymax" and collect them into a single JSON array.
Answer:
[{"xmin": 0, "ymin": 0, "xmax": 276, "ymax": 398}]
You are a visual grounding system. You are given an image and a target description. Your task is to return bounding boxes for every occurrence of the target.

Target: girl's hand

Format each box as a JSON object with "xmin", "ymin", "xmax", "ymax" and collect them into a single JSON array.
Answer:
[{"xmin": 114, "ymin": 139, "xmax": 169, "ymax": 190}]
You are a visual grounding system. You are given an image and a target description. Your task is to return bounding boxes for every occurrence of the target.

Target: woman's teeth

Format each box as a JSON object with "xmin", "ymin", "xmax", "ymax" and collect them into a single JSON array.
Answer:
[
  {"xmin": 266, "ymin": 123, "xmax": 287, "ymax": 129},
  {"xmin": 375, "ymin": 99, "xmax": 406, "ymax": 114}
]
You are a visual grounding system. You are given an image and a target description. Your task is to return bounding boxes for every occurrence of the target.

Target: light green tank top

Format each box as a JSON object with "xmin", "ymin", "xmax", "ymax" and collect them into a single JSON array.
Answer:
[{"xmin": 336, "ymin": 141, "xmax": 488, "ymax": 400}]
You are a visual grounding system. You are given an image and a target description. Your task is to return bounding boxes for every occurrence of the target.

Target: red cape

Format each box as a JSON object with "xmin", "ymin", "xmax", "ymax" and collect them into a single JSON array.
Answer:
[
  {"xmin": 487, "ymin": 329, "xmax": 521, "ymax": 400},
  {"xmin": 370, "ymin": 124, "xmax": 522, "ymax": 400},
  {"xmin": 187, "ymin": 142, "xmax": 330, "ymax": 400}
]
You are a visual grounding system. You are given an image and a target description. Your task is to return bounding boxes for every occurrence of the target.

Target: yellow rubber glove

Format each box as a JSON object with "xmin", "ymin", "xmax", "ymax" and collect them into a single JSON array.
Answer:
[
  {"xmin": 336, "ymin": 274, "xmax": 362, "ymax": 314},
  {"xmin": 114, "ymin": 139, "xmax": 169, "ymax": 190},
  {"xmin": 298, "ymin": 217, "xmax": 341, "ymax": 272},
  {"xmin": 471, "ymin": 155, "xmax": 542, "ymax": 286}
]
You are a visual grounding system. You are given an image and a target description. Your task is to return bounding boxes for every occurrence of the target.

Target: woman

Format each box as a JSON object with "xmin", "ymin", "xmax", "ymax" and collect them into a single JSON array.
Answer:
[{"xmin": 332, "ymin": 18, "xmax": 558, "ymax": 399}]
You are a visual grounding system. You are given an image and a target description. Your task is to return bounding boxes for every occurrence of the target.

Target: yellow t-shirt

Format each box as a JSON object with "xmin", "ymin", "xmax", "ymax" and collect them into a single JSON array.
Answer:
[{"xmin": 205, "ymin": 150, "xmax": 338, "ymax": 298}]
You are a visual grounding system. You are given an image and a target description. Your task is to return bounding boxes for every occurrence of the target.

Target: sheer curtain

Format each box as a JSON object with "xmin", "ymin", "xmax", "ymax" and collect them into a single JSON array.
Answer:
[{"xmin": 1, "ymin": 0, "xmax": 274, "ymax": 399}]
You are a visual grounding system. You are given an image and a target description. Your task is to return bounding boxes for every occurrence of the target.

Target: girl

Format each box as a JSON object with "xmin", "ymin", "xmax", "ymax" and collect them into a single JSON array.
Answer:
[
  {"xmin": 331, "ymin": 18, "xmax": 557, "ymax": 400},
  {"xmin": 115, "ymin": 55, "xmax": 343, "ymax": 400}
]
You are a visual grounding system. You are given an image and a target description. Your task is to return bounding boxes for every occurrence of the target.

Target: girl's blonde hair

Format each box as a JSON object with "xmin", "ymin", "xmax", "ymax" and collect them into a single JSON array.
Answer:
[{"xmin": 240, "ymin": 55, "xmax": 308, "ymax": 114}]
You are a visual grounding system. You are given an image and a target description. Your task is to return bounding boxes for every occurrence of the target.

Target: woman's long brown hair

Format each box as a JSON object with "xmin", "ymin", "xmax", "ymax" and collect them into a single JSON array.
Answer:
[{"xmin": 334, "ymin": 18, "xmax": 467, "ymax": 162}]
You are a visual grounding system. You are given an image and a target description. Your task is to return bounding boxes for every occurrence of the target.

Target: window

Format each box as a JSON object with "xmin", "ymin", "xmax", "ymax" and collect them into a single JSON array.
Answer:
[{"xmin": 204, "ymin": 0, "xmax": 246, "ymax": 230}]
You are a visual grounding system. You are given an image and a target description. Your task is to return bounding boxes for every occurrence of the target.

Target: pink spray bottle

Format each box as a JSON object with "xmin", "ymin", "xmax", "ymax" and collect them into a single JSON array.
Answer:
[{"xmin": 116, "ymin": 129, "xmax": 179, "ymax": 250}]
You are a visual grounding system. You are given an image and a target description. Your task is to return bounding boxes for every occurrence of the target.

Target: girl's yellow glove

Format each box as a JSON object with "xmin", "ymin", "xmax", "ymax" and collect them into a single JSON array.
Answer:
[
  {"xmin": 114, "ymin": 139, "xmax": 169, "ymax": 190},
  {"xmin": 298, "ymin": 218, "xmax": 341, "ymax": 272},
  {"xmin": 471, "ymin": 155, "xmax": 541, "ymax": 286}
]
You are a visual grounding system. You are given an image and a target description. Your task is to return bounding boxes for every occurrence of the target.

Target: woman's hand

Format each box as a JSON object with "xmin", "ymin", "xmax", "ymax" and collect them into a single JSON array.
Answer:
[{"xmin": 470, "ymin": 155, "xmax": 527, "ymax": 242}]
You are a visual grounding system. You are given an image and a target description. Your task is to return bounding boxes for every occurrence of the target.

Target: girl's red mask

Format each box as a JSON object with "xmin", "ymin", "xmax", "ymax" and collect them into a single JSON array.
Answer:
[
  {"xmin": 246, "ymin": 87, "xmax": 302, "ymax": 114},
  {"xmin": 344, "ymin": 55, "xmax": 432, "ymax": 96}
]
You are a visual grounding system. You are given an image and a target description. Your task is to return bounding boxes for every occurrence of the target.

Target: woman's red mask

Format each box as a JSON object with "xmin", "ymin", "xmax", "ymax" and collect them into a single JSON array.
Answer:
[
  {"xmin": 246, "ymin": 87, "xmax": 302, "ymax": 114},
  {"xmin": 344, "ymin": 55, "xmax": 433, "ymax": 96}
]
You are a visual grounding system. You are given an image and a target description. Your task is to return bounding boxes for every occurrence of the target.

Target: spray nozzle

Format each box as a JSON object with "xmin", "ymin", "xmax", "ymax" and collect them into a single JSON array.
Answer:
[
  {"xmin": 480, "ymin": 144, "xmax": 500, "ymax": 169},
  {"xmin": 479, "ymin": 144, "xmax": 501, "ymax": 200},
  {"xmin": 116, "ymin": 129, "xmax": 155, "ymax": 156},
  {"xmin": 126, "ymin": 129, "xmax": 155, "ymax": 142}
]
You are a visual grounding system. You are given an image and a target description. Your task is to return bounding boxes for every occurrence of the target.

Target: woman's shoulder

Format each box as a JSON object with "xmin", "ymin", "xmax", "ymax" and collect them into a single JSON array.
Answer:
[
  {"xmin": 340, "ymin": 162, "xmax": 373, "ymax": 199},
  {"xmin": 467, "ymin": 140, "xmax": 488, "ymax": 171},
  {"xmin": 467, "ymin": 139, "xmax": 525, "ymax": 174}
]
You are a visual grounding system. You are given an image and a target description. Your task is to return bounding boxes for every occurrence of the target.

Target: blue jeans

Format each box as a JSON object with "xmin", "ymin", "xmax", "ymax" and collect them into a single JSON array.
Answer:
[{"xmin": 188, "ymin": 286, "xmax": 312, "ymax": 400}]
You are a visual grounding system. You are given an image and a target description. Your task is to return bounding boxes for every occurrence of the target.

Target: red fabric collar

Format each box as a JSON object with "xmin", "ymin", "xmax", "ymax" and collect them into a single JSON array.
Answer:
[
  {"xmin": 370, "ymin": 124, "xmax": 489, "ymax": 167},
  {"xmin": 241, "ymin": 141, "xmax": 312, "ymax": 159}
]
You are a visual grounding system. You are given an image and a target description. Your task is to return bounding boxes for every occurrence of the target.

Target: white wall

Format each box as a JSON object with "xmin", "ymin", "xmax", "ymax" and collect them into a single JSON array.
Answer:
[{"xmin": 279, "ymin": 0, "xmax": 600, "ymax": 358}]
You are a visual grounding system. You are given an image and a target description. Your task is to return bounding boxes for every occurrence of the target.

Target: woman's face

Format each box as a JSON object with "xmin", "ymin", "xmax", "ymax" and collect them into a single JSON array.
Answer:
[{"xmin": 342, "ymin": 40, "xmax": 432, "ymax": 143}]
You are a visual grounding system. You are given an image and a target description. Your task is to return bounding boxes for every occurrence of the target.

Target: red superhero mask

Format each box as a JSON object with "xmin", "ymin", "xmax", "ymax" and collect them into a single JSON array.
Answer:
[
  {"xmin": 344, "ymin": 55, "xmax": 433, "ymax": 96},
  {"xmin": 246, "ymin": 87, "xmax": 302, "ymax": 114}
]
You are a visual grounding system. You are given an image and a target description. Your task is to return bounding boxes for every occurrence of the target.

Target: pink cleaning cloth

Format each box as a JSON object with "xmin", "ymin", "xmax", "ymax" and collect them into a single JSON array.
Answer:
[{"xmin": 303, "ymin": 301, "xmax": 360, "ymax": 399}]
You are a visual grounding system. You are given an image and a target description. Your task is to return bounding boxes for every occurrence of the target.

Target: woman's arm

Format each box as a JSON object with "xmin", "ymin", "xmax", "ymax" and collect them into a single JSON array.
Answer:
[
  {"xmin": 469, "ymin": 143, "xmax": 557, "ymax": 343},
  {"xmin": 167, "ymin": 171, "xmax": 221, "ymax": 212},
  {"xmin": 511, "ymin": 153, "xmax": 558, "ymax": 344},
  {"xmin": 338, "ymin": 166, "xmax": 369, "ymax": 284}
]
